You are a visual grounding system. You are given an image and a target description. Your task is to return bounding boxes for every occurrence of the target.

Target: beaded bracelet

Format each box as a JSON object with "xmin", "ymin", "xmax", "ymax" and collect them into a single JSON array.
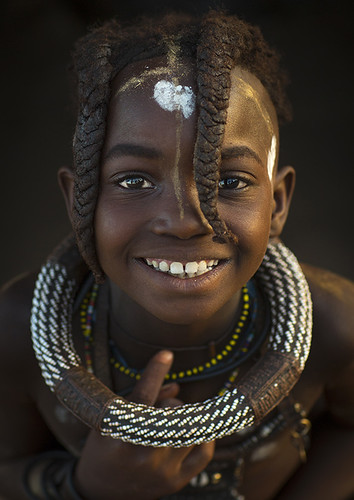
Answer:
[{"xmin": 23, "ymin": 451, "xmax": 82, "ymax": 500}]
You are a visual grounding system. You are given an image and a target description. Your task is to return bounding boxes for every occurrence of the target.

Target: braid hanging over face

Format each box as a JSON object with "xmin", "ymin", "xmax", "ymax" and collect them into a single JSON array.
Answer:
[
  {"xmin": 71, "ymin": 11, "xmax": 291, "ymax": 282},
  {"xmin": 194, "ymin": 13, "xmax": 235, "ymax": 244}
]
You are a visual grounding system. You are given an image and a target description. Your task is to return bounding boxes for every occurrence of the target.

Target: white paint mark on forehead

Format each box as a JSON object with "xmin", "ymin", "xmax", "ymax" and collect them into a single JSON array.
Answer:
[
  {"xmin": 267, "ymin": 135, "xmax": 277, "ymax": 181},
  {"xmin": 153, "ymin": 80, "xmax": 196, "ymax": 119}
]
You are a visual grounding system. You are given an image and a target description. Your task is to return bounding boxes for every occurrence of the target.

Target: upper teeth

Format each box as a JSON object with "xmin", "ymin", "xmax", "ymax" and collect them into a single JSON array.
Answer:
[{"xmin": 145, "ymin": 258, "xmax": 219, "ymax": 278}]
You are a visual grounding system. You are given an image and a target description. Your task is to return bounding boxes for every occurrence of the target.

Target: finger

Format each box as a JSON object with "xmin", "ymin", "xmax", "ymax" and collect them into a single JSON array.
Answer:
[
  {"xmin": 181, "ymin": 441, "xmax": 215, "ymax": 478},
  {"xmin": 156, "ymin": 382, "xmax": 180, "ymax": 403},
  {"xmin": 129, "ymin": 350, "xmax": 174, "ymax": 405},
  {"xmin": 157, "ymin": 397, "xmax": 183, "ymax": 408}
]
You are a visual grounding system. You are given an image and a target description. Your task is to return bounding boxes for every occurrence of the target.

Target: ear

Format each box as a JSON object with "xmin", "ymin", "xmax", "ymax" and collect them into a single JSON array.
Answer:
[
  {"xmin": 58, "ymin": 166, "xmax": 75, "ymax": 225},
  {"xmin": 270, "ymin": 165, "xmax": 296, "ymax": 238}
]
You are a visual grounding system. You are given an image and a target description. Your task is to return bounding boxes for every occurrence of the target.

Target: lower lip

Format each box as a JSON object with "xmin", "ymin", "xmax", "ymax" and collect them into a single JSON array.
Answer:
[{"xmin": 135, "ymin": 258, "xmax": 231, "ymax": 293}]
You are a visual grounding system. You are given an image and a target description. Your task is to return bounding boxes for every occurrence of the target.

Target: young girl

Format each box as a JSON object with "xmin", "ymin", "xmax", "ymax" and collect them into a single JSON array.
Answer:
[{"xmin": 0, "ymin": 11, "xmax": 353, "ymax": 500}]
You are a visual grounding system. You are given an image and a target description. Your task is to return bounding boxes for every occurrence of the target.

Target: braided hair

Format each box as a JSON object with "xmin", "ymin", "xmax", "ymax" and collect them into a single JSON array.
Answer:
[{"xmin": 71, "ymin": 11, "xmax": 291, "ymax": 282}]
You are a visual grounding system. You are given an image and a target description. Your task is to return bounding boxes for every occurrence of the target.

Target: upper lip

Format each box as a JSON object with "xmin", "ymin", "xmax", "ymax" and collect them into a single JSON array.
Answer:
[
  {"xmin": 134, "ymin": 239, "xmax": 234, "ymax": 262},
  {"xmin": 137, "ymin": 252, "xmax": 231, "ymax": 262},
  {"xmin": 142, "ymin": 257, "xmax": 224, "ymax": 261},
  {"xmin": 139, "ymin": 257, "xmax": 230, "ymax": 266}
]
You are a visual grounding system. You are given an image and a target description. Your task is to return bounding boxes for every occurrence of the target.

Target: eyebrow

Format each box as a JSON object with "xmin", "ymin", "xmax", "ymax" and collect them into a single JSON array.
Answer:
[
  {"xmin": 104, "ymin": 143, "xmax": 162, "ymax": 161},
  {"xmin": 221, "ymin": 146, "xmax": 262, "ymax": 165},
  {"xmin": 104, "ymin": 143, "xmax": 262, "ymax": 165}
]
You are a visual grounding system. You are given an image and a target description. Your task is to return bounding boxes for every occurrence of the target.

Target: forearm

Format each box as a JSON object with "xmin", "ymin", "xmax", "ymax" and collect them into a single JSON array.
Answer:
[
  {"xmin": 0, "ymin": 457, "xmax": 33, "ymax": 500},
  {"xmin": 276, "ymin": 415, "xmax": 354, "ymax": 499},
  {"xmin": 0, "ymin": 452, "xmax": 81, "ymax": 500}
]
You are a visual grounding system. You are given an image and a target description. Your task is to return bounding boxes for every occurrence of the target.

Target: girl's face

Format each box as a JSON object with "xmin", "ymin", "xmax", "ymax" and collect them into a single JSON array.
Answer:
[{"xmin": 95, "ymin": 59, "xmax": 278, "ymax": 326}]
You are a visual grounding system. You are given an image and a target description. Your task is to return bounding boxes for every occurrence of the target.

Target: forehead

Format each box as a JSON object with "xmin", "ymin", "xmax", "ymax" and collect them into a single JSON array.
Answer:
[
  {"xmin": 105, "ymin": 58, "xmax": 197, "ymax": 149},
  {"xmin": 111, "ymin": 57, "xmax": 195, "ymax": 103},
  {"xmin": 105, "ymin": 58, "xmax": 278, "ymax": 163},
  {"xmin": 224, "ymin": 67, "xmax": 278, "ymax": 160},
  {"xmin": 227, "ymin": 68, "xmax": 278, "ymax": 137}
]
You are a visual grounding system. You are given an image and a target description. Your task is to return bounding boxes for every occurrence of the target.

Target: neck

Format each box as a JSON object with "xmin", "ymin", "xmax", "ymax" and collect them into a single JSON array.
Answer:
[{"xmin": 108, "ymin": 280, "xmax": 242, "ymax": 369}]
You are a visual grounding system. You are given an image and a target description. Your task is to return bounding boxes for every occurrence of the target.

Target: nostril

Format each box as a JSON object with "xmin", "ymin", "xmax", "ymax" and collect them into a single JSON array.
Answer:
[{"xmin": 150, "ymin": 211, "xmax": 213, "ymax": 240}]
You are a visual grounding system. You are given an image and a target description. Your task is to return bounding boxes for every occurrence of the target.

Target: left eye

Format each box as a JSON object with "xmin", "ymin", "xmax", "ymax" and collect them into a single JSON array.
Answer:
[
  {"xmin": 218, "ymin": 177, "xmax": 247, "ymax": 190},
  {"xmin": 118, "ymin": 176, "xmax": 153, "ymax": 189}
]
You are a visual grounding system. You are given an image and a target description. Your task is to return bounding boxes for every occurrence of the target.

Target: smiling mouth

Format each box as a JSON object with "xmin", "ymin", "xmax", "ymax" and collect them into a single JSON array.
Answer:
[{"xmin": 143, "ymin": 258, "xmax": 220, "ymax": 279}]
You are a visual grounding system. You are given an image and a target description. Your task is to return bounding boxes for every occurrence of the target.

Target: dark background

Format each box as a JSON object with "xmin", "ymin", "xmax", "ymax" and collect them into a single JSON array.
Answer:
[{"xmin": 1, "ymin": 0, "xmax": 353, "ymax": 285}]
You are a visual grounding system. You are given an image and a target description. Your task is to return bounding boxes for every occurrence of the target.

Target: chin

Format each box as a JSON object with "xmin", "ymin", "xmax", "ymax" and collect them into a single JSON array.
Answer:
[{"xmin": 139, "ymin": 294, "xmax": 234, "ymax": 328}]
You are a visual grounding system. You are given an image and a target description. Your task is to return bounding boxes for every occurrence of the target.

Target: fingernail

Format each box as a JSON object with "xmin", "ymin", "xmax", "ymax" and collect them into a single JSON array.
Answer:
[
  {"xmin": 161, "ymin": 382, "xmax": 178, "ymax": 391},
  {"xmin": 157, "ymin": 350, "xmax": 173, "ymax": 363}
]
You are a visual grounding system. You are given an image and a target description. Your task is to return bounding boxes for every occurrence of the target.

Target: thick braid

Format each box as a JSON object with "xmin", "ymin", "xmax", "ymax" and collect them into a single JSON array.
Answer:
[
  {"xmin": 71, "ymin": 20, "xmax": 193, "ymax": 282},
  {"xmin": 193, "ymin": 14, "xmax": 290, "ymax": 243},
  {"xmin": 71, "ymin": 25, "xmax": 156, "ymax": 283},
  {"xmin": 72, "ymin": 30, "xmax": 114, "ymax": 283},
  {"xmin": 194, "ymin": 14, "xmax": 235, "ymax": 243}
]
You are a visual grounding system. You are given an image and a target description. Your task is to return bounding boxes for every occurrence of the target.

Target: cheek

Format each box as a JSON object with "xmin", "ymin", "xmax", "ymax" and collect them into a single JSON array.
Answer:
[
  {"xmin": 219, "ymin": 193, "xmax": 273, "ymax": 249},
  {"xmin": 94, "ymin": 194, "xmax": 152, "ymax": 269},
  {"xmin": 94, "ymin": 215, "xmax": 113, "ymax": 271},
  {"xmin": 94, "ymin": 198, "xmax": 129, "ymax": 261}
]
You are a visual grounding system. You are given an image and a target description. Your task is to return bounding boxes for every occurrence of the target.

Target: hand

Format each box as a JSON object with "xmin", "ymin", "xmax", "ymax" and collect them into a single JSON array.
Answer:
[{"xmin": 74, "ymin": 351, "xmax": 215, "ymax": 500}]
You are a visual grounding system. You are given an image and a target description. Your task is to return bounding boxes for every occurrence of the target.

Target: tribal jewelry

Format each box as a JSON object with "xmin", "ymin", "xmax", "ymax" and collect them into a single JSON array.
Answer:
[
  {"xmin": 164, "ymin": 399, "xmax": 311, "ymax": 499},
  {"xmin": 80, "ymin": 284, "xmax": 98, "ymax": 374},
  {"xmin": 80, "ymin": 284, "xmax": 254, "ymax": 384},
  {"xmin": 218, "ymin": 369, "xmax": 239, "ymax": 397},
  {"xmin": 80, "ymin": 283, "xmax": 253, "ymax": 396},
  {"xmin": 109, "ymin": 285, "xmax": 254, "ymax": 383},
  {"xmin": 31, "ymin": 239, "xmax": 312, "ymax": 448},
  {"xmin": 106, "ymin": 272, "xmax": 261, "ymax": 357},
  {"xmin": 79, "ymin": 284, "xmax": 251, "ymax": 395}
]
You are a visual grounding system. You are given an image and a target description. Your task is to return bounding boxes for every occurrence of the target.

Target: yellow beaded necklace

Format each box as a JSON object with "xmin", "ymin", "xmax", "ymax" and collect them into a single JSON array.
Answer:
[{"xmin": 80, "ymin": 284, "xmax": 254, "ymax": 392}]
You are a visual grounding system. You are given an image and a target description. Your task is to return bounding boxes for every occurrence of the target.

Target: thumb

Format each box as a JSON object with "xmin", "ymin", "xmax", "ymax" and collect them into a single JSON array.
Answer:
[{"xmin": 129, "ymin": 350, "xmax": 173, "ymax": 405}]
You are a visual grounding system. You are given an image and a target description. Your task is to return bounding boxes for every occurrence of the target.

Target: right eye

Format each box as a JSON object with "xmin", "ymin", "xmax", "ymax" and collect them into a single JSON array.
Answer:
[{"xmin": 117, "ymin": 175, "xmax": 154, "ymax": 190}]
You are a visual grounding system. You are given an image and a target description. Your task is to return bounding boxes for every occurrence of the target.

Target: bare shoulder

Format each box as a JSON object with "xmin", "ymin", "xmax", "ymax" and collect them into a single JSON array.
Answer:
[
  {"xmin": 0, "ymin": 272, "xmax": 61, "ymax": 462},
  {"xmin": 302, "ymin": 263, "xmax": 354, "ymax": 353},
  {"xmin": 301, "ymin": 263, "xmax": 354, "ymax": 424}
]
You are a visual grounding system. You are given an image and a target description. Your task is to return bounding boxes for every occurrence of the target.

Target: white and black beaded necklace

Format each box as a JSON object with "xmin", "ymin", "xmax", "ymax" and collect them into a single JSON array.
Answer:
[{"xmin": 31, "ymin": 238, "xmax": 312, "ymax": 448}]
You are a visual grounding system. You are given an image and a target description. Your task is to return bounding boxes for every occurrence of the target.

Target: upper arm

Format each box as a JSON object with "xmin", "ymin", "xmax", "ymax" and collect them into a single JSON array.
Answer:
[
  {"xmin": 325, "ymin": 361, "xmax": 354, "ymax": 426},
  {"xmin": 303, "ymin": 265, "xmax": 354, "ymax": 426},
  {"xmin": 0, "ymin": 273, "xmax": 57, "ymax": 461}
]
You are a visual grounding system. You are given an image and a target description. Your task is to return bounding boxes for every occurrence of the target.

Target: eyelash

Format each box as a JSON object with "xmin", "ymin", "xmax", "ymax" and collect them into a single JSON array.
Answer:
[
  {"xmin": 115, "ymin": 175, "xmax": 154, "ymax": 190},
  {"xmin": 218, "ymin": 175, "xmax": 250, "ymax": 191}
]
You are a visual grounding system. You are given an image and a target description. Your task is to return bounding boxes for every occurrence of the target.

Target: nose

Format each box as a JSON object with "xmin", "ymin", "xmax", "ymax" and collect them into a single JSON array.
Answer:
[{"xmin": 149, "ymin": 184, "xmax": 213, "ymax": 240}]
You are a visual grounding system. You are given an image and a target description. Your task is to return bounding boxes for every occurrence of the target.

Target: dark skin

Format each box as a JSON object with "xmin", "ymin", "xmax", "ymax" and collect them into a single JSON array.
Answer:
[{"xmin": 0, "ymin": 60, "xmax": 353, "ymax": 500}]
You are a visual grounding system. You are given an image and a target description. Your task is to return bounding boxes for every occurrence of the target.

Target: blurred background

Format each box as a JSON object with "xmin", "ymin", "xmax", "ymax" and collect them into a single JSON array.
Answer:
[{"xmin": 1, "ymin": 0, "xmax": 353, "ymax": 285}]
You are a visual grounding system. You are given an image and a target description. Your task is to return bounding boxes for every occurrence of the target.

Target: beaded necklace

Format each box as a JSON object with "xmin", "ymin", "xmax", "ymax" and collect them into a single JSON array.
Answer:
[
  {"xmin": 80, "ymin": 283, "xmax": 262, "ymax": 394},
  {"xmin": 80, "ymin": 284, "xmax": 97, "ymax": 374}
]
